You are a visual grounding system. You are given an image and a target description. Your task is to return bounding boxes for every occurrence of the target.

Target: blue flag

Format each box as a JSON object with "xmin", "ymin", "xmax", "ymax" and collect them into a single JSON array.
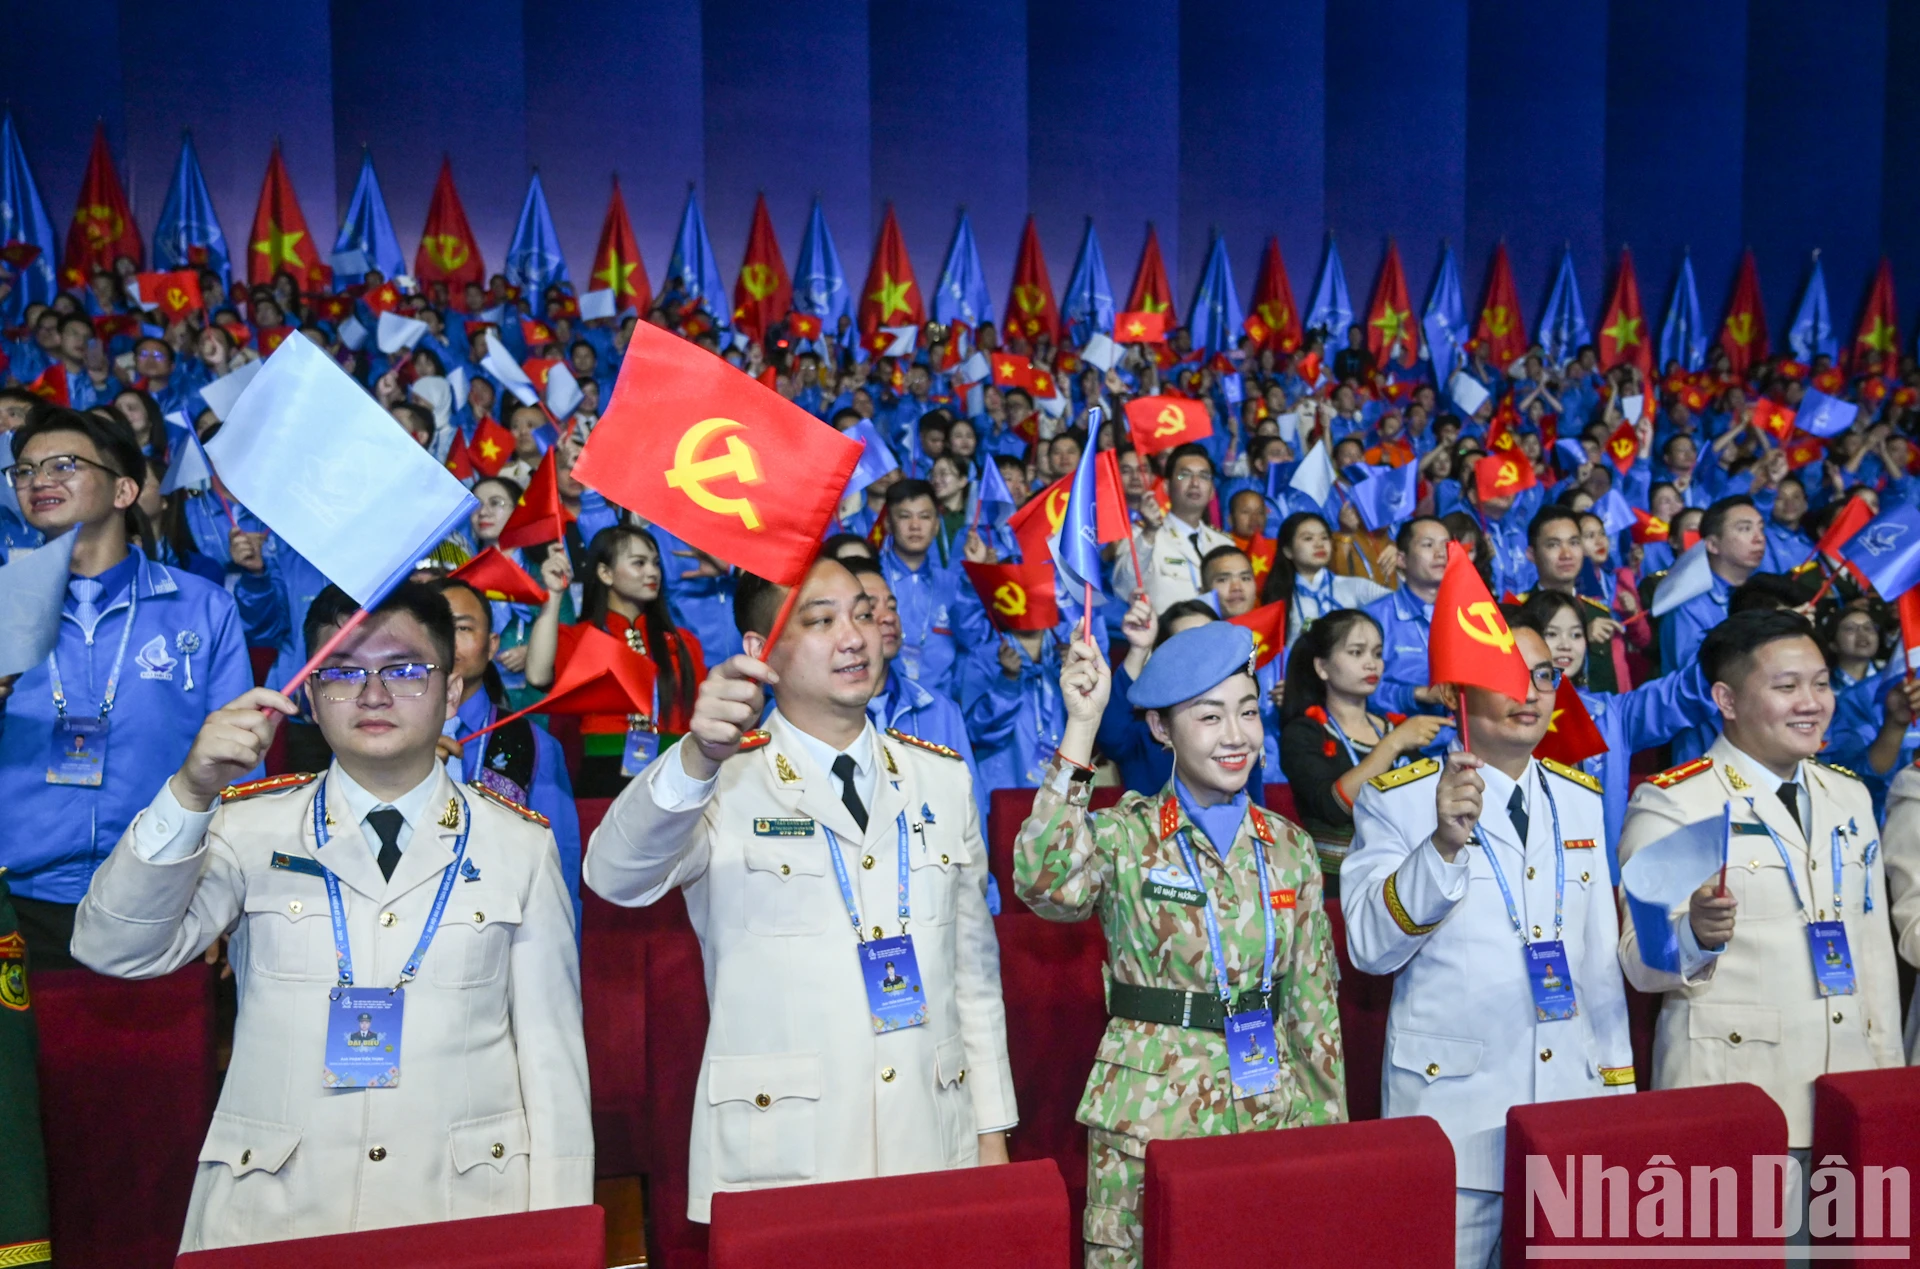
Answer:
[
  {"xmin": 1554, "ymin": 438, "xmax": 1588, "ymax": 475},
  {"xmin": 0, "ymin": 531, "xmax": 75, "ymax": 678},
  {"xmin": 1351, "ymin": 463, "xmax": 1417, "ymax": 532},
  {"xmin": 153, "ymin": 132, "xmax": 231, "ymax": 291},
  {"xmin": 1593, "ymin": 488, "xmax": 1637, "ymax": 539},
  {"xmin": 1658, "ymin": 251, "xmax": 1707, "ymax": 372},
  {"xmin": 1621, "ymin": 805, "xmax": 1729, "ymax": 975},
  {"xmin": 1537, "ymin": 246, "xmax": 1590, "ymax": 366},
  {"xmin": 1305, "ymin": 235, "xmax": 1353, "ymax": 354},
  {"xmin": 161, "ymin": 413, "xmax": 213, "ymax": 493},
  {"xmin": 1060, "ymin": 219, "xmax": 1115, "ymax": 348},
  {"xmin": 974, "ymin": 454, "xmax": 1016, "ymax": 527},
  {"xmin": 793, "ymin": 196, "xmax": 850, "ymax": 331},
  {"xmin": 840, "ymin": 418, "xmax": 901, "ymax": 499},
  {"xmin": 1796, "ymin": 387, "xmax": 1858, "ymax": 439},
  {"xmin": 1842, "ymin": 502, "xmax": 1920, "ymax": 601},
  {"xmin": 504, "ymin": 171, "xmax": 569, "ymax": 296},
  {"xmin": 666, "ymin": 187, "xmax": 727, "ymax": 328},
  {"xmin": 1053, "ymin": 408, "xmax": 1109, "ymax": 602},
  {"xmin": 1787, "ymin": 252, "xmax": 1837, "ymax": 362},
  {"xmin": 1422, "ymin": 243, "xmax": 1467, "ymax": 387},
  {"xmin": 0, "ymin": 112, "xmax": 59, "ymax": 324},
  {"xmin": 932, "ymin": 210, "xmax": 993, "ymax": 328},
  {"xmin": 330, "ymin": 148, "xmax": 404, "ymax": 286},
  {"xmin": 1186, "ymin": 235, "xmax": 1244, "ymax": 357}
]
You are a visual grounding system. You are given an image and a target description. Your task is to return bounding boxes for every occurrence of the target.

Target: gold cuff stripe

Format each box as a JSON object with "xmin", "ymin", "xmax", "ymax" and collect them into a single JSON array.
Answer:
[
  {"xmin": 0, "ymin": 1241, "xmax": 52, "ymax": 1267},
  {"xmin": 1600, "ymin": 1065, "xmax": 1635, "ymax": 1087},
  {"xmin": 1383, "ymin": 871, "xmax": 1440, "ymax": 937}
]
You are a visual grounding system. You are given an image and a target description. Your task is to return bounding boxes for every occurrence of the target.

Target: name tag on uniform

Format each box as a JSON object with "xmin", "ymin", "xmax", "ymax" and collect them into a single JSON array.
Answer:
[
  {"xmin": 324, "ymin": 989, "xmax": 403, "ymax": 1088},
  {"xmin": 47, "ymin": 716, "xmax": 107, "ymax": 787},
  {"xmin": 1731, "ymin": 821, "xmax": 1773, "ymax": 836},
  {"xmin": 1225, "ymin": 1008, "xmax": 1283, "ymax": 1097},
  {"xmin": 620, "ymin": 725, "xmax": 660, "ymax": 777},
  {"xmin": 1806, "ymin": 921, "xmax": 1856, "ymax": 996},
  {"xmin": 753, "ymin": 817, "xmax": 816, "ymax": 837},
  {"xmin": 270, "ymin": 852, "xmax": 325, "ymax": 877},
  {"xmin": 859, "ymin": 935, "xmax": 927, "ymax": 1033},
  {"xmin": 1525, "ymin": 940, "xmax": 1579, "ymax": 1021},
  {"xmin": 1143, "ymin": 865, "xmax": 1203, "ymax": 907}
]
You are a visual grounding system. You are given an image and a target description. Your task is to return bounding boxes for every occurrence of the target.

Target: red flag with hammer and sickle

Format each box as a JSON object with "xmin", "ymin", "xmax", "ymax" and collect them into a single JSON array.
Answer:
[
  {"xmin": 1003, "ymin": 215, "xmax": 1060, "ymax": 343},
  {"xmin": 134, "ymin": 269, "xmax": 203, "ymax": 322},
  {"xmin": 963, "ymin": 559, "xmax": 1059, "ymax": 632},
  {"xmin": 1429, "ymin": 540, "xmax": 1530, "ymax": 700},
  {"xmin": 1473, "ymin": 448, "xmax": 1537, "ymax": 503},
  {"xmin": 63, "ymin": 124, "xmax": 142, "ymax": 286},
  {"xmin": 731, "ymin": 193, "xmax": 791, "ymax": 341},
  {"xmin": 1124, "ymin": 395, "xmax": 1214, "ymax": 456},
  {"xmin": 415, "ymin": 156, "xmax": 485, "ymax": 289}
]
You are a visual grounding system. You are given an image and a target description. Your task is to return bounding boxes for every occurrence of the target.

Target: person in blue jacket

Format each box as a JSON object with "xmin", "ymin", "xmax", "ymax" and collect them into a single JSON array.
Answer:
[
  {"xmin": 0, "ymin": 406, "xmax": 252, "ymax": 966},
  {"xmin": 878, "ymin": 478, "xmax": 964, "ymax": 696},
  {"xmin": 1366, "ymin": 514, "xmax": 1452, "ymax": 718},
  {"xmin": 960, "ymin": 611, "xmax": 1069, "ymax": 794},
  {"xmin": 1657, "ymin": 495, "xmax": 1767, "ymax": 697}
]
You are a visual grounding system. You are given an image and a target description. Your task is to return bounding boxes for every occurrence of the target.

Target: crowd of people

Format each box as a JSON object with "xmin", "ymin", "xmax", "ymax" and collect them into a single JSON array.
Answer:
[{"xmin": 2, "ymin": 247, "xmax": 1919, "ymax": 1269}]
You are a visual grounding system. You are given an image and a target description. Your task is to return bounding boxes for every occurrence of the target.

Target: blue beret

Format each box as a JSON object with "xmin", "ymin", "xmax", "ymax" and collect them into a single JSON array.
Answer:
[{"xmin": 1127, "ymin": 622, "xmax": 1257, "ymax": 710}]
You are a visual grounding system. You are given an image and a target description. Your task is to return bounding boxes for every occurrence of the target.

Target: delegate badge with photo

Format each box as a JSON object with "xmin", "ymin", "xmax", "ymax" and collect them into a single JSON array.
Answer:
[
  {"xmin": 859, "ymin": 934, "xmax": 927, "ymax": 1033},
  {"xmin": 620, "ymin": 722, "xmax": 660, "ymax": 777},
  {"xmin": 1805, "ymin": 921, "xmax": 1857, "ymax": 997},
  {"xmin": 324, "ymin": 988, "xmax": 404, "ymax": 1088},
  {"xmin": 1225, "ymin": 1008, "xmax": 1283, "ymax": 1098},
  {"xmin": 1524, "ymin": 940, "xmax": 1579, "ymax": 1021},
  {"xmin": 47, "ymin": 716, "xmax": 107, "ymax": 787}
]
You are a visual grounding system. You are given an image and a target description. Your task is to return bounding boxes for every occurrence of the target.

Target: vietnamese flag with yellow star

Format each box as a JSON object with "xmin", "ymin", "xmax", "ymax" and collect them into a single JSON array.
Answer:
[
  {"xmin": 1597, "ymin": 246, "xmax": 1653, "ymax": 381},
  {"xmin": 1226, "ymin": 600, "xmax": 1288, "ymax": 670},
  {"xmin": 1250, "ymin": 236, "xmax": 1302, "ymax": 353},
  {"xmin": 1113, "ymin": 310, "xmax": 1167, "ymax": 344},
  {"xmin": 587, "ymin": 177, "xmax": 650, "ymax": 313},
  {"xmin": 1125, "ymin": 225, "xmax": 1174, "ymax": 317},
  {"xmin": 62, "ymin": 123, "xmax": 143, "ymax": 286},
  {"xmin": 1534, "ymin": 675, "xmax": 1607, "ymax": 766},
  {"xmin": 731, "ymin": 193, "xmax": 791, "ymax": 342},
  {"xmin": 1850, "ymin": 256, "xmax": 1899, "ymax": 377},
  {"xmin": 1717, "ymin": 248, "xmax": 1768, "ymax": 376},
  {"xmin": 1004, "ymin": 215, "xmax": 1060, "ymax": 343},
  {"xmin": 1473, "ymin": 243, "xmax": 1527, "ymax": 367},
  {"xmin": 247, "ymin": 145, "xmax": 329, "ymax": 288},
  {"xmin": 414, "ymin": 156, "xmax": 484, "ymax": 290},
  {"xmin": 857, "ymin": 204, "xmax": 923, "ymax": 341},
  {"xmin": 468, "ymin": 416, "xmax": 515, "ymax": 478},
  {"xmin": 1365, "ymin": 239, "xmax": 1419, "ymax": 368}
]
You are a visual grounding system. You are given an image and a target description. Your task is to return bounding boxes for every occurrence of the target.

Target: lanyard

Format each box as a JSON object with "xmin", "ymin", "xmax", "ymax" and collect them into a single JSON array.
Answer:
[
  {"xmin": 459, "ymin": 702, "xmax": 494, "ymax": 784},
  {"xmin": 48, "ymin": 586, "xmax": 139, "ymax": 721},
  {"xmin": 1297, "ymin": 570, "xmax": 1334, "ymax": 617},
  {"xmin": 821, "ymin": 813, "xmax": 911, "ymax": 943},
  {"xmin": 1322, "ymin": 711, "xmax": 1376, "ymax": 769},
  {"xmin": 1171, "ymin": 824, "xmax": 1277, "ymax": 1007},
  {"xmin": 1745, "ymin": 798, "xmax": 1854, "ymax": 920},
  {"xmin": 1472, "ymin": 768, "xmax": 1566, "ymax": 946},
  {"xmin": 312, "ymin": 777, "xmax": 472, "ymax": 993}
]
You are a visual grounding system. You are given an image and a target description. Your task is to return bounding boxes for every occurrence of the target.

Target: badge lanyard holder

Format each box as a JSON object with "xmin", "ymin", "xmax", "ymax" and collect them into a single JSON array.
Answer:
[
  {"xmin": 1748, "ymin": 802, "xmax": 1857, "ymax": 997},
  {"xmin": 823, "ymin": 815, "xmax": 927, "ymax": 1034},
  {"xmin": 314, "ymin": 779, "xmax": 473, "ymax": 1087},
  {"xmin": 621, "ymin": 683, "xmax": 663, "ymax": 777},
  {"xmin": 45, "ymin": 590, "xmax": 139, "ymax": 788},
  {"xmin": 1172, "ymin": 826, "xmax": 1281, "ymax": 1098},
  {"xmin": 1473, "ymin": 774, "xmax": 1578, "ymax": 1022}
]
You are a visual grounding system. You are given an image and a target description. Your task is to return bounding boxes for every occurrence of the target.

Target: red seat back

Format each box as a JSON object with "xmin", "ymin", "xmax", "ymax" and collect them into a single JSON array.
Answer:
[
  {"xmin": 988, "ymin": 785, "xmax": 1123, "ymax": 911},
  {"xmin": 1812, "ymin": 1067, "xmax": 1920, "ymax": 1249},
  {"xmin": 173, "ymin": 1205, "xmax": 605, "ymax": 1268},
  {"xmin": 1262, "ymin": 782, "xmax": 1298, "ymax": 822}
]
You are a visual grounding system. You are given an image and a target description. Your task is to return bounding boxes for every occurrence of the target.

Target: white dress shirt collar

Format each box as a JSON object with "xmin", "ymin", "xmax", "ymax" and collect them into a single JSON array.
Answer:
[
  {"xmin": 328, "ymin": 761, "xmax": 443, "ymax": 858},
  {"xmin": 775, "ymin": 712, "xmax": 880, "ymax": 809}
]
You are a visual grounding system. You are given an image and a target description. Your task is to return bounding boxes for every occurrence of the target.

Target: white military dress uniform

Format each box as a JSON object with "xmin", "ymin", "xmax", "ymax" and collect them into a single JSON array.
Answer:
[
  {"xmin": 1112, "ymin": 513, "xmax": 1235, "ymax": 613},
  {"xmin": 70, "ymin": 763, "xmax": 594, "ymax": 1252},
  {"xmin": 1884, "ymin": 760, "xmax": 1920, "ymax": 1060},
  {"xmin": 1342, "ymin": 753, "xmax": 1633, "ymax": 1269},
  {"xmin": 583, "ymin": 710, "xmax": 1017, "ymax": 1221},
  {"xmin": 1618, "ymin": 737, "xmax": 1903, "ymax": 1142}
]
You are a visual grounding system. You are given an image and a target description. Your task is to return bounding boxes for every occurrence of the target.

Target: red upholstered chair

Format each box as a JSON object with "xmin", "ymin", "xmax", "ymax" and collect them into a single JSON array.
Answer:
[
  {"xmin": 1141, "ymin": 1116, "xmax": 1454, "ymax": 1269},
  {"xmin": 1812, "ymin": 1067, "xmax": 1920, "ymax": 1250},
  {"xmin": 35, "ymin": 962, "xmax": 217, "ymax": 1269},
  {"xmin": 707, "ymin": 1158, "xmax": 1071, "ymax": 1269},
  {"xmin": 1321, "ymin": 898, "xmax": 1390, "ymax": 1121},
  {"xmin": 173, "ymin": 1205, "xmax": 605, "ymax": 1268},
  {"xmin": 988, "ymin": 785, "xmax": 1123, "ymax": 912},
  {"xmin": 1503, "ymin": 1083, "xmax": 1789, "ymax": 1264},
  {"xmin": 1262, "ymin": 782, "xmax": 1298, "ymax": 822}
]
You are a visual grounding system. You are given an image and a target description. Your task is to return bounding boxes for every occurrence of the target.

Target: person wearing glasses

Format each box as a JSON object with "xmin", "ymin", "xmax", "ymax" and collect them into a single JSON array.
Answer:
[
  {"xmin": 1342, "ymin": 621, "xmax": 1631, "ymax": 1269},
  {"xmin": 71, "ymin": 581, "xmax": 592, "ymax": 1251},
  {"xmin": 0, "ymin": 406, "xmax": 252, "ymax": 970},
  {"xmin": 1111, "ymin": 443, "xmax": 1235, "ymax": 615}
]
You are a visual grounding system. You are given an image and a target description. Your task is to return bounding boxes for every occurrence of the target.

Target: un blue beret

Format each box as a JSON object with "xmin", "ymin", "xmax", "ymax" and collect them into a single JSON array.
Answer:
[{"xmin": 1127, "ymin": 622, "xmax": 1257, "ymax": 710}]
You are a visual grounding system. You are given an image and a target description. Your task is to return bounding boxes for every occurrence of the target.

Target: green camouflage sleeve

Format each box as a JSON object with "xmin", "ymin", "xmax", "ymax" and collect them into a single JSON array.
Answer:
[
  {"xmin": 1011, "ymin": 757, "xmax": 1115, "ymax": 923},
  {"xmin": 1276, "ymin": 820, "xmax": 1347, "ymax": 1125}
]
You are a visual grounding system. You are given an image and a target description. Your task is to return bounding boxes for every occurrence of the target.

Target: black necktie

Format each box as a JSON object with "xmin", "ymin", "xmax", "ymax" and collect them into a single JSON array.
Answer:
[
  {"xmin": 1508, "ymin": 786, "xmax": 1530, "ymax": 844},
  {"xmin": 367, "ymin": 807, "xmax": 405, "ymax": 881},
  {"xmin": 831, "ymin": 754, "xmax": 868, "ymax": 834},
  {"xmin": 1777, "ymin": 782, "xmax": 1803, "ymax": 837}
]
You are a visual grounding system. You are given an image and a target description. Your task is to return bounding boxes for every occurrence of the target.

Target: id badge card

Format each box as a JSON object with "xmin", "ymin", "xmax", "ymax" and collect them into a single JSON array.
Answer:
[
  {"xmin": 620, "ymin": 723, "xmax": 660, "ymax": 777},
  {"xmin": 1525, "ymin": 940, "xmax": 1580, "ymax": 1021},
  {"xmin": 323, "ymin": 988, "xmax": 404, "ymax": 1087},
  {"xmin": 47, "ymin": 716, "xmax": 107, "ymax": 787},
  {"xmin": 1224, "ymin": 1008, "xmax": 1283, "ymax": 1098},
  {"xmin": 1806, "ymin": 921, "xmax": 1857, "ymax": 996},
  {"xmin": 859, "ymin": 935, "xmax": 927, "ymax": 1033}
]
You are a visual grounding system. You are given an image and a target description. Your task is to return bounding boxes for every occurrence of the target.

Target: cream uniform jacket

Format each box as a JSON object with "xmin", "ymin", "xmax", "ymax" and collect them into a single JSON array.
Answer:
[
  {"xmin": 1112, "ymin": 516, "xmax": 1236, "ymax": 613},
  {"xmin": 69, "ymin": 764, "xmax": 594, "ymax": 1252},
  {"xmin": 1884, "ymin": 762, "xmax": 1920, "ymax": 1060},
  {"xmin": 1342, "ymin": 755, "xmax": 1634, "ymax": 1191},
  {"xmin": 1617, "ymin": 736, "xmax": 1902, "ymax": 1147},
  {"xmin": 583, "ymin": 711, "xmax": 1017, "ymax": 1221}
]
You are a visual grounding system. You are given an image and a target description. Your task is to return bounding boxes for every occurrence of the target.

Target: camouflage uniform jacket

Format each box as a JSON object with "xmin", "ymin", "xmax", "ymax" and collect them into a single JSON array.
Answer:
[{"xmin": 1012, "ymin": 757, "xmax": 1346, "ymax": 1157}]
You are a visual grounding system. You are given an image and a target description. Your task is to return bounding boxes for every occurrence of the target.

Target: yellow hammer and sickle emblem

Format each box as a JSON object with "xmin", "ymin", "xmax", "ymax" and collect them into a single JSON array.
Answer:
[
  {"xmin": 741, "ymin": 263, "xmax": 777, "ymax": 301},
  {"xmin": 1495, "ymin": 461, "xmax": 1520, "ymax": 489},
  {"xmin": 1251, "ymin": 632, "xmax": 1269, "ymax": 658},
  {"xmin": 664, "ymin": 418, "xmax": 764, "ymax": 530},
  {"xmin": 1485, "ymin": 306, "xmax": 1512, "ymax": 337},
  {"xmin": 1456, "ymin": 602, "xmax": 1515, "ymax": 655},
  {"xmin": 1725, "ymin": 313, "xmax": 1752, "ymax": 346},
  {"xmin": 427, "ymin": 234, "xmax": 469, "ymax": 270},
  {"xmin": 992, "ymin": 582, "xmax": 1027, "ymax": 616},
  {"xmin": 1152, "ymin": 405, "xmax": 1187, "ymax": 438},
  {"xmin": 166, "ymin": 286, "xmax": 188, "ymax": 310},
  {"xmin": 1610, "ymin": 438, "xmax": 1632, "ymax": 457},
  {"xmin": 1045, "ymin": 487, "xmax": 1070, "ymax": 532},
  {"xmin": 1015, "ymin": 283, "xmax": 1046, "ymax": 314}
]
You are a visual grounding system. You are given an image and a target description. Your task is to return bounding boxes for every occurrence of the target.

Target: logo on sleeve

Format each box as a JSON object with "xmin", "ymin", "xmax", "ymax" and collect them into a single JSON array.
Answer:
[{"xmin": 135, "ymin": 634, "xmax": 178, "ymax": 681}]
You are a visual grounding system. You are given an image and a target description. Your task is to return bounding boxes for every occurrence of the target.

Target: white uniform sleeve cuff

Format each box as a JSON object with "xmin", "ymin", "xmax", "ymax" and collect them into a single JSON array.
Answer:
[
  {"xmin": 1675, "ymin": 913, "xmax": 1724, "ymax": 981},
  {"xmin": 649, "ymin": 743, "xmax": 719, "ymax": 813},
  {"xmin": 130, "ymin": 780, "xmax": 217, "ymax": 863}
]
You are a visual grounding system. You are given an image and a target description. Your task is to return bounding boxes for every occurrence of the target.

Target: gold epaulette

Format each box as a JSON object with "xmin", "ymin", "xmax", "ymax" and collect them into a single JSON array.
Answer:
[
  {"xmin": 1368, "ymin": 757, "xmax": 1440, "ymax": 793},
  {"xmin": 1540, "ymin": 757, "xmax": 1601, "ymax": 794},
  {"xmin": 219, "ymin": 772, "xmax": 319, "ymax": 802},
  {"xmin": 1816, "ymin": 760, "xmax": 1862, "ymax": 783},
  {"xmin": 471, "ymin": 782, "xmax": 550, "ymax": 827},
  {"xmin": 737, "ymin": 729, "xmax": 772, "ymax": 752},
  {"xmin": 1649, "ymin": 757, "xmax": 1713, "ymax": 788},
  {"xmin": 886, "ymin": 729, "xmax": 962, "ymax": 760}
]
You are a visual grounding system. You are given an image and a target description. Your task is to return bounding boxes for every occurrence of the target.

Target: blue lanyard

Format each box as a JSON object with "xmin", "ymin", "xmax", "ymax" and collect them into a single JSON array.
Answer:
[
  {"xmin": 459, "ymin": 703, "xmax": 494, "ymax": 784},
  {"xmin": 1322, "ymin": 711, "xmax": 1375, "ymax": 768},
  {"xmin": 312, "ymin": 777, "xmax": 472, "ymax": 992},
  {"xmin": 1171, "ymin": 824, "xmax": 1277, "ymax": 1006},
  {"xmin": 1471, "ymin": 768, "xmax": 1565, "ymax": 945},
  {"xmin": 821, "ymin": 813, "xmax": 911, "ymax": 943},
  {"xmin": 48, "ymin": 586, "xmax": 139, "ymax": 720},
  {"xmin": 1297, "ymin": 570, "xmax": 1334, "ymax": 615},
  {"xmin": 1746, "ymin": 797, "xmax": 1854, "ymax": 919}
]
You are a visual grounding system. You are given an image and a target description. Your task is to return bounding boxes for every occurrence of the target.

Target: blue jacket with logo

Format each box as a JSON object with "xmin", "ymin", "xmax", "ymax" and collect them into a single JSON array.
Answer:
[{"xmin": 880, "ymin": 541, "xmax": 962, "ymax": 697}]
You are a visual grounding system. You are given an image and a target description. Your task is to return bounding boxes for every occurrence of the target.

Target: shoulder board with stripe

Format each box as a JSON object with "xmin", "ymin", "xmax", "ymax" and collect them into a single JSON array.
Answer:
[
  {"xmin": 1815, "ymin": 760, "xmax": 1862, "ymax": 783},
  {"xmin": 220, "ymin": 772, "xmax": 319, "ymax": 802},
  {"xmin": 1649, "ymin": 757, "xmax": 1713, "ymax": 789},
  {"xmin": 736, "ymin": 729, "xmax": 772, "ymax": 752},
  {"xmin": 885, "ymin": 729, "xmax": 963, "ymax": 760},
  {"xmin": 1368, "ymin": 757, "xmax": 1441, "ymax": 793},
  {"xmin": 1539, "ymin": 757, "xmax": 1601, "ymax": 794},
  {"xmin": 1158, "ymin": 796, "xmax": 1181, "ymax": 841},
  {"xmin": 470, "ymin": 782, "xmax": 550, "ymax": 827}
]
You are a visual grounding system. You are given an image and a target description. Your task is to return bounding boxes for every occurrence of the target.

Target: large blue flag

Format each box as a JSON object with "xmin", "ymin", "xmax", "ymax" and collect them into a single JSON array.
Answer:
[
  {"xmin": 330, "ymin": 148, "xmax": 404, "ymax": 286},
  {"xmin": 932, "ymin": 210, "xmax": 993, "ymax": 328},
  {"xmin": 1187, "ymin": 234, "xmax": 1243, "ymax": 356},
  {"xmin": 1787, "ymin": 251, "xmax": 1837, "ymax": 363},
  {"xmin": 792, "ymin": 195, "xmax": 850, "ymax": 330},
  {"xmin": 1842, "ymin": 502, "xmax": 1920, "ymax": 601},
  {"xmin": 1352, "ymin": 463, "xmax": 1417, "ymax": 533},
  {"xmin": 1305, "ymin": 234, "xmax": 1353, "ymax": 354},
  {"xmin": 1796, "ymin": 387, "xmax": 1858, "ymax": 439},
  {"xmin": 1060, "ymin": 219, "xmax": 1115, "ymax": 348},
  {"xmin": 1053, "ymin": 408, "xmax": 1110, "ymax": 603},
  {"xmin": 1537, "ymin": 246, "xmax": 1590, "ymax": 366},
  {"xmin": 1422, "ymin": 243, "xmax": 1467, "ymax": 387},
  {"xmin": 0, "ymin": 112, "xmax": 59, "ymax": 324},
  {"xmin": 153, "ymin": 132, "xmax": 231, "ymax": 290},
  {"xmin": 1658, "ymin": 251, "xmax": 1706, "ymax": 372},
  {"xmin": 666, "ymin": 187, "xmax": 727, "ymax": 328},
  {"xmin": 504, "ymin": 171, "xmax": 569, "ymax": 296}
]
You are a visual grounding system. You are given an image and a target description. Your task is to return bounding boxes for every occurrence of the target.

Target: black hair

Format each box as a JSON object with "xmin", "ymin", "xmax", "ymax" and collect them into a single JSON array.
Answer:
[
  {"xmin": 1279, "ymin": 608, "xmax": 1381, "ymax": 725},
  {"xmin": 1818, "ymin": 599, "xmax": 1891, "ymax": 663},
  {"xmin": 1527, "ymin": 503, "xmax": 1583, "ymax": 549},
  {"xmin": 390, "ymin": 401, "xmax": 434, "ymax": 440},
  {"xmin": 1259, "ymin": 511, "xmax": 1331, "ymax": 607},
  {"xmin": 734, "ymin": 571, "xmax": 785, "ymax": 638},
  {"xmin": 1164, "ymin": 441, "xmax": 1212, "ymax": 476},
  {"xmin": 1729, "ymin": 570, "xmax": 1818, "ymax": 615},
  {"xmin": 1198, "ymin": 543, "xmax": 1251, "ymax": 588},
  {"xmin": 303, "ymin": 580, "xmax": 457, "ymax": 674},
  {"xmin": 1700, "ymin": 494, "xmax": 1757, "ymax": 542},
  {"xmin": 840, "ymin": 555, "xmax": 885, "ymax": 580},
  {"xmin": 1151, "ymin": 599, "xmax": 1217, "ymax": 648},
  {"xmin": 1700, "ymin": 608, "xmax": 1820, "ymax": 689},
  {"xmin": 1394, "ymin": 514, "xmax": 1447, "ymax": 555},
  {"xmin": 11, "ymin": 403, "xmax": 150, "ymax": 547},
  {"xmin": 917, "ymin": 414, "xmax": 951, "ymax": 443},
  {"xmin": 821, "ymin": 532, "xmax": 877, "ymax": 562},
  {"xmin": 830, "ymin": 407, "xmax": 862, "ymax": 429},
  {"xmin": 1510, "ymin": 590, "xmax": 1587, "ymax": 684},
  {"xmin": 427, "ymin": 577, "xmax": 511, "ymax": 706},
  {"xmin": 579, "ymin": 524, "xmax": 697, "ymax": 728},
  {"xmin": 884, "ymin": 478, "xmax": 936, "ymax": 510}
]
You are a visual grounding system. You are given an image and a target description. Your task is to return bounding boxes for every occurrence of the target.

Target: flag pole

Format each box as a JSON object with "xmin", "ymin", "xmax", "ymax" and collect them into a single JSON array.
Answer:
[
  {"xmin": 1455, "ymin": 684, "xmax": 1471, "ymax": 753},
  {"xmin": 458, "ymin": 693, "xmax": 551, "ymax": 747},
  {"xmin": 274, "ymin": 606, "xmax": 372, "ymax": 698}
]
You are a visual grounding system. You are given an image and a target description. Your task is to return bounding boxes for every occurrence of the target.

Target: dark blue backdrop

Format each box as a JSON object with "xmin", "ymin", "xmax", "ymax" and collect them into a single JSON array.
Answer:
[{"xmin": 2, "ymin": 0, "xmax": 1912, "ymax": 347}]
